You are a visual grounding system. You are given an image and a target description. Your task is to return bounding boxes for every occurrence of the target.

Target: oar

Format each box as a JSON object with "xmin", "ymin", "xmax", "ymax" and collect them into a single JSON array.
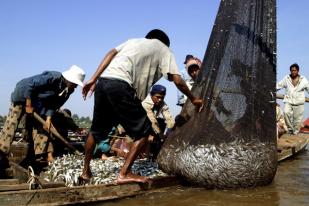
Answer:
[
  {"xmin": 33, "ymin": 112, "xmax": 82, "ymax": 155},
  {"xmin": 276, "ymin": 93, "xmax": 309, "ymax": 103}
]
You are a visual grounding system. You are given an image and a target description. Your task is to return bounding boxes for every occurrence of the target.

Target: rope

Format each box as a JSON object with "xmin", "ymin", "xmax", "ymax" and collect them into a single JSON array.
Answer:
[{"xmin": 27, "ymin": 166, "xmax": 43, "ymax": 190}]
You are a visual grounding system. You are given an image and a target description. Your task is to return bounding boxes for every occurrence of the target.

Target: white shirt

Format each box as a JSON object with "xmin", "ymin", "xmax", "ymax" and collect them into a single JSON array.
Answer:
[
  {"xmin": 101, "ymin": 38, "xmax": 180, "ymax": 100},
  {"xmin": 277, "ymin": 75, "xmax": 309, "ymax": 105},
  {"xmin": 142, "ymin": 95, "xmax": 175, "ymax": 134}
]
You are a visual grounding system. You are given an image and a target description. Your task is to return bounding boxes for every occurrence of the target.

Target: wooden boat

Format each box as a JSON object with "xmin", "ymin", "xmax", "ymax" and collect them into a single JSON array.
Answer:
[
  {"xmin": 0, "ymin": 175, "xmax": 179, "ymax": 206},
  {"xmin": 276, "ymin": 94, "xmax": 309, "ymax": 162},
  {"xmin": 277, "ymin": 133, "xmax": 309, "ymax": 162},
  {"xmin": 0, "ymin": 140, "xmax": 179, "ymax": 205},
  {"xmin": 0, "ymin": 157, "xmax": 179, "ymax": 206}
]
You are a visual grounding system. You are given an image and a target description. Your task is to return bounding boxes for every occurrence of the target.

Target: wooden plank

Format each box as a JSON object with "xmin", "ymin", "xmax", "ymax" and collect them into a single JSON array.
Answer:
[
  {"xmin": 0, "ymin": 176, "xmax": 179, "ymax": 206},
  {"xmin": 0, "ymin": 182, "xmax": 65, "ymax": 192},
  {"xmin": 0, "ymin": 179, "xmax": 19, "ymax": 185}
]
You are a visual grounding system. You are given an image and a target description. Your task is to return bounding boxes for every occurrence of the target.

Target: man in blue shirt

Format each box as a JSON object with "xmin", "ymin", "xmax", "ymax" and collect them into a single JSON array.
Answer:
[{"xmin": 0, "ymin": 65, "xmax": 85, "ymax": 158}]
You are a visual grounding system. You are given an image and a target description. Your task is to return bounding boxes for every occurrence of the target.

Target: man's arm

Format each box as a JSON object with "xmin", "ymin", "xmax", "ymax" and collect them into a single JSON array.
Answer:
[
  {"xmin": 142, "ymin": 101, "xmax": 161, "ymax": 134},
  {"xmin": 168, "ymin": 74, "xmax": 203, "ymax": 108},
  {"xmin": 276, "ymin": 76, "xmax": 287, "ymax": 91},
  {"xmin": 161, "ymin": 104, "xmax": 175, "ymax": 129},
  {"xmin": 82, "ymin": 49, "xmax": 118, "ymax": 99},
  {"xmin": 25, "ymin": 98, "xmax": 33, "ymax": 113}
]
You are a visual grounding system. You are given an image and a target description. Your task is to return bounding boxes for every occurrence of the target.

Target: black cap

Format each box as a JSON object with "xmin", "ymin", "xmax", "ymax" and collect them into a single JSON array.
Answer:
[{"xmin": 184, "ymin": 54, "xmax": 194, "ymax": 64}]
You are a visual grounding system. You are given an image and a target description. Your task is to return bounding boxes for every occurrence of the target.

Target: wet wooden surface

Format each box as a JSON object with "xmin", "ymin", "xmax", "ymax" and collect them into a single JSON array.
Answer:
[{"xmin": 0, "ymin": 176, "xmax": 179, "ymax": 206}]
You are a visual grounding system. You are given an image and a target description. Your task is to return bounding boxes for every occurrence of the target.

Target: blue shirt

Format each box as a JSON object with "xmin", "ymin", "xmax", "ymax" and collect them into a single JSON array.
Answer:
[{"xmin": 11, "ymin": 71, "xmax": 72, "ymax": 117}]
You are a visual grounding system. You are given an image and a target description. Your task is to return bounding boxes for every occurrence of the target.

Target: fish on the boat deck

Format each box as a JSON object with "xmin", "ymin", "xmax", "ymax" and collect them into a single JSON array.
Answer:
[{"xmin": 41, "ymin": 154, "xmax": 168, "ymax": 187}]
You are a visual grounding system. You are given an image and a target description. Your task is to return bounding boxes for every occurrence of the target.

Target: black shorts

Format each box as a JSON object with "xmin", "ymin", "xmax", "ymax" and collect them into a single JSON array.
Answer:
[{"xmin": 90, "ymin": 78, "xmax": 152, "ymax": 142}]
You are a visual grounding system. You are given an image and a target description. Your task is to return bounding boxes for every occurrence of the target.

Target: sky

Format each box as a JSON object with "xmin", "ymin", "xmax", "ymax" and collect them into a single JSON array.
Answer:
[{"xmin": 0, "ymin": 0, "xmax": 308, "ymax": 120}]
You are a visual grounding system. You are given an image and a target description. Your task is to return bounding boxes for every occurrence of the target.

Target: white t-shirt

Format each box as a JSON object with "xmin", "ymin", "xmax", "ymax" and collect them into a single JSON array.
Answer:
[{"xmin": 101, "ymin": 38, "xmax": 180, "ymax": 100}]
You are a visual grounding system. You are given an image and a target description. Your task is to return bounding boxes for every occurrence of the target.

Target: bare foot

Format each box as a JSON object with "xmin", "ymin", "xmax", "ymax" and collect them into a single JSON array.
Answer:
[
  {"xmin": 80, "ymin": 170, "xmax": 92, "ymax": 179},
  {"xmin": 116, "ymin": 173, "xmax": 149, "ymax": 184},
  {"xmin": 78, "ymin": 171, "xmax": 93, "ymax": 185},
  {"xmin": 78, "ymin": 176, "xmax": 90, "ymax": 185},
  {"xmin": 79, "ymin": 169, "xmax": 92, "ymax": 180},
  {"xmin": 101, "ymin": 154, "xmax": 109, "ymax": 161}
]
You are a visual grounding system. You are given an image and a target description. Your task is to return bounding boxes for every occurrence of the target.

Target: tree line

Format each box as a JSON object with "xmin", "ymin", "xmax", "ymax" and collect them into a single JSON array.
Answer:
[{"xmin": 0, "ymin": 114, "xmax": 92, "ymax": 129}]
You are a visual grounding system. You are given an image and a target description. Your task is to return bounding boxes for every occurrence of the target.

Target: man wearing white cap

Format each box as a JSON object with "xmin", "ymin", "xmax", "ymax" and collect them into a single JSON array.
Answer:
[{"xmin": 0, "ymin": 65, "xmax": 85, "ymax": 166}]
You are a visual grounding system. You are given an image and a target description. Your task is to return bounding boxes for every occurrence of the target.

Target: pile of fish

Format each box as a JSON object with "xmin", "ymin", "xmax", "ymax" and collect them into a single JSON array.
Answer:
[{"xmin": 41, "ymin": 154, "xmax": 168, "ymax": 187}]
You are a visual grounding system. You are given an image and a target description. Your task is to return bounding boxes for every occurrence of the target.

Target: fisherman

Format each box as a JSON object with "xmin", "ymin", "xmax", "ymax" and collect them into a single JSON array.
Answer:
[
  {"xmin": 0, "ymin": 65, "xmax": 85, "ymax": 167},
  {"xmin": 142, "ymin": 84, "xmax": 175, "ymax": 159},
  {"xmin": 80, "ymin": 29, "xmax": 203, "ymax": 184},
  {"xmin": 177, "ymin": 54, "xmax": 202, "ymax": 106},
  {"xmin": 33, "ymin": 108, "xmax": 79, "ymax": 162},
  {"xmin": 277, "ymin": 63, "xmax": 309, "ymax": 135}
]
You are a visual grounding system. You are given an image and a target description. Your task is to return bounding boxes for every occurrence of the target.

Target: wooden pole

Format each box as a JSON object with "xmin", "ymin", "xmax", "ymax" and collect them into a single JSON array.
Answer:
[
  {"xmin": 33, "ymin": 112, "xmax": 82, "ymax": 155},
  {"xmin": 276, "ymin": 93, "xmax": 309, "ymax": 103}
]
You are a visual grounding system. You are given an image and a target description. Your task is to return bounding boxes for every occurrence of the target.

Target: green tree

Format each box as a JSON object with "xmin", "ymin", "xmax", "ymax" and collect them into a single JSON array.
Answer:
[{"xmin": 71, "ymin": 114, "xmax": 91, "ymax": 129}]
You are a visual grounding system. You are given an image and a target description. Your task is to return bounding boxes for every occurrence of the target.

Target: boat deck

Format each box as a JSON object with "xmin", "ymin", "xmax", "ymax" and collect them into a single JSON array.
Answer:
[{"xmin": 277, "ymin": 133, "xmax": 309, "ymax": 162}]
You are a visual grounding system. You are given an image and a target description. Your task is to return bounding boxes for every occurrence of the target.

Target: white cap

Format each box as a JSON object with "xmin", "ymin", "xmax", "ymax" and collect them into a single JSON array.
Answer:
[{"xmin": 62, "ymin": 65, "xmax": 85, "ymax": 87}]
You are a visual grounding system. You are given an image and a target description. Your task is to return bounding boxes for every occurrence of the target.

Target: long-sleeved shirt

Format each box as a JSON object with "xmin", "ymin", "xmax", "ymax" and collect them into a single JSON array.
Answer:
[
  {"xmin": 11, "ymin": 71, "xmax": 72, "ymax": 117},
  {"xmin": 277, "ymin": 75, "xmax": 309, "ymax": 105},
  {"xmin": 142, "ymin": 95, "xmax": 175, "ymax": 134}
]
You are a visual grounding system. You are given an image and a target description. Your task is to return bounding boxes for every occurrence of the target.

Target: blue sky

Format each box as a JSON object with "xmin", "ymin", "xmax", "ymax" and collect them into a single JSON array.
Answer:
[{"xmin": 0, "ymin": 0, "xmax": 309, "ymax": 120}]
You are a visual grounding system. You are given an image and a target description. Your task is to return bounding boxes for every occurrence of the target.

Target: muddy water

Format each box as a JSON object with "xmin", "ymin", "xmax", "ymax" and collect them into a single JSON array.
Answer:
[{"xmin": 97, "ymin": 148, "xmax": 309, "ymax": 206}]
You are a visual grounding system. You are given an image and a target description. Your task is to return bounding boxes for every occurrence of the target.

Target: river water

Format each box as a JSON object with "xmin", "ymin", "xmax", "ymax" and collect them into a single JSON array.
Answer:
[{"xmin": 97, "ymin": 147, "xmax": 309, "ymax": 206}]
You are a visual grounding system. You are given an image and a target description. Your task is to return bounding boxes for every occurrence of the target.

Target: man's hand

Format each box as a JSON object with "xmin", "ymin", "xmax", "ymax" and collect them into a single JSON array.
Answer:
[
  {"xmin": 25, "ymin": 98, "xmax": 33, "ymax": 114},
  {"xmin": 171, "ymin": 74, "xmax": 204, "ymax": 112},
  {"xmin": 191, "ymin": 98, "xmax": 204, "ymax": 112},
  {"xmin": 148, "ymin": 135, "xmax": 155, "ymax": 142},
  {"xmin": 82, "ymin": 79, "xmax": 96, "ymax": 100},
  {"xmin": 82, "ymin": 48, "xmax": 118, "ymax": 100},
  {"xmin": 25, "ymin": 106, "xmax": 33, "ymax": 114}
]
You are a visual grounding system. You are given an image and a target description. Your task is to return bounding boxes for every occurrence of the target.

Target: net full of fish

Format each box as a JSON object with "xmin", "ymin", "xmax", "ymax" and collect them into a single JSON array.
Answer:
[{"xmin": 41, "ymin": 154, "xmax": 168, "ymax": 187}]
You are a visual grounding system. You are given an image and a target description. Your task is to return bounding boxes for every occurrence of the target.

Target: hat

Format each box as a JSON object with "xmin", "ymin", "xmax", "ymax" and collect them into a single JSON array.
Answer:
[
  {"xmin": 184, "ymin": 54, "xmax": 194, "ymax": 64},
  {"xmin": 150, "ymin": 84, "xmax": 166, "ymax": 96},
  {"xmin": 62, "ymin": 65, "xmax": 85, "ymax": 87},
  {"xmin": 185, "ymin": 58, "xmax": 202, "ymax": 71}
]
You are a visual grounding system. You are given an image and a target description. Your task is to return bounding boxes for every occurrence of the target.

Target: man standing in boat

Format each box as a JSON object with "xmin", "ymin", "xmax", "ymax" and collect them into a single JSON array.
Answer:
[
  {"xmin": 0, "ymin": 65, "xmax": 85, "ymax": 172},
  {"xmin": 80, "ymin": 29, "xmax": 203, "ymax": 184},
  {"xmin": 277, "ymin": 63, "xmax": 309, "ymax": 135}
]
